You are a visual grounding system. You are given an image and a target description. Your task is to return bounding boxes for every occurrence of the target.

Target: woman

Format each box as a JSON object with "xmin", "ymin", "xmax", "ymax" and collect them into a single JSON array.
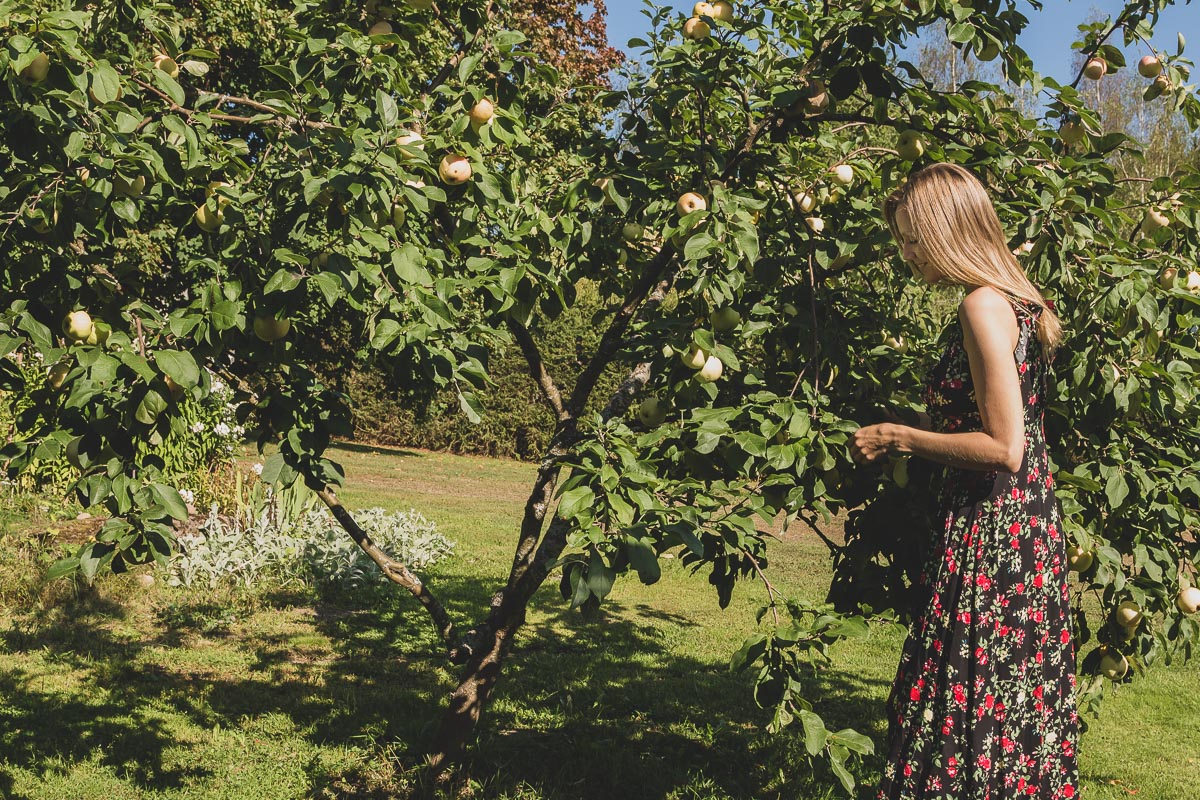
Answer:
[{"xmin": 851, "ymin": 162, "xmax": 1080, "ymax": 799}]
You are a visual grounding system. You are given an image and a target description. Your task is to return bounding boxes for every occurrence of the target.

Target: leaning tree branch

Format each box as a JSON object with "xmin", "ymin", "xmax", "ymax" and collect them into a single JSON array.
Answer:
[
  {"xmin": 315, "ymin": 486, "xmax": 459, "ymax": 650},
  {"xmin": 131, "ymin": 78, "xmax": 335, "ymax": 130},
  {"xmin": 506, "ymin": 317, "xmax": 567, "ymax": 421}
]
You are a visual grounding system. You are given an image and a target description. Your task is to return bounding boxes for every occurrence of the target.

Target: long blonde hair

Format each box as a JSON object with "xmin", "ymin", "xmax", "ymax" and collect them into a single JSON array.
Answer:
[{"xmin": 883, "ymin": 162, "xmax": 1063, "ymax": 358}]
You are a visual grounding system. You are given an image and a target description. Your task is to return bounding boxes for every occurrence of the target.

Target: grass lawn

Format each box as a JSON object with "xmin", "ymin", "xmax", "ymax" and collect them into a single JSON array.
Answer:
[{"xmin": 1, "ymin": 443, "xmax": 1197, "ymax": 799}]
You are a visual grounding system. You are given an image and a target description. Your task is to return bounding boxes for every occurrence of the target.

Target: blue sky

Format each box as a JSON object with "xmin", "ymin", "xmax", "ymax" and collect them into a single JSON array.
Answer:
[{"xmin": 602, "ymin": 0, "xmax": 1200, "ymax": 87}]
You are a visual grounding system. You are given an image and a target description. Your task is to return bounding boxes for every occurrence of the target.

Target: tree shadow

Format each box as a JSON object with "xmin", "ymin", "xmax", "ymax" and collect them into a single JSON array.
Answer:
[
  {"xmin": 329, "ymin": 441, "xmax": 426, "ymax": 459},
  {"xmin": 0, "ymin": 572, "xmax": 897, "ymax": 799}
]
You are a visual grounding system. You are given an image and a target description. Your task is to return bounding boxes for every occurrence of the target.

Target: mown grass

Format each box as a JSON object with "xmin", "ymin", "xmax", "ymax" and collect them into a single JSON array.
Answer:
[{"xmin": 1, "ymin": 443, "xmax": 1197, "ymax": 799}]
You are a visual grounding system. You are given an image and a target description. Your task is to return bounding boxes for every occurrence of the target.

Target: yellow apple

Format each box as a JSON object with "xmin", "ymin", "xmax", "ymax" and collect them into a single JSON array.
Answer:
[
  {"xmin": 711, "ymin": 307, "xmax": 741, "ymax": 331},
  {"xmin": 153, "ymin": 54, "xmax": 180, "ymax": 78},
  {"xmin": 194, "ymin": 202, "xmax": 223, "ymax": 232},
  {"xmin": 831, "ymin": 164, "xmax": 854, "ymax": 186},
  {"xmin": 395, "ymin": 131, "xmax": 424, "ymax": 158},
  {"xmin": 677, "ymin": 192, "xmax": 707, "ymax": 215},
  {"xmin": 85, "ymin": 321, "xmax": 110, "ymax": 346},
  {"xmin": 164, "ymin": 374, "xmax": 185, "ymax": 400},
  {"xmin": 469, "ymin": 97, "xmax": 495, "ymax": 127},
  {"xmin": 1083, "ymin": 57, "xmax": 1107, "ymax": 80},
  {"xmin": 710, "ymin": 0, "xmax": 734, "ymax": 21},
  {"xmin": 253, "ymin": 315, "xmax": 291, "ymax": 342},
  {"xmin": 20, "ymin": 52, "xmax": 51, "ymax": 83},
  {"xmin": 1141, "ymin": 208, "xmax": 1169, "ymax": 234},
  {"xmin": 638, "ymin": 397, "xmax": 668, "ymax": 427},
  {"xmin": 1177, "ymin": 586, "xmax": 1200, "ymax": 614},
  {"xmin": 1187, "ymin": 270, "xmax": 1200, "ymax": 292},
  {"xmin": 1138, "ymin": 55, "xmax": 1162, "ymax": 78},
  {"xmin": 47, "ymin": 362, "xmax": 70, "ymax": 390},
  {"xmin": 1114, "ymin": 600, "xmax": 1142, "ymax": 629},
  {"xmin": 895, "ymin": 129, "xmax": 925, "ymax": 161},
  {"xmin": 692, "ymin": 1, "xmax": 714, "ymax": 15},
  {"xmin": 1098, "ymin": 648, "xmax": 1128, "ymax": 680},
  {"xmin": 683, "ymin": 17, "xmax": 711, "ymax": 40},
  {"xmin": 883, "ymin": 333, "xmax": 908, "ymax": 353},
  {"xmin": 113, "ymin": 174, "xmax": 147, "ymax": 198},
  {"xmin": 438, "ymin": 154, "xmax": 472, "ymax": 184},
  {"xmin": 805, "ymin": 216, "xmax": 824, "ymax": 234},
  {"xmin": 206, "ymin": 180, "xmax": 232, "ymax": 198},
  {"xmin": 1158, "ymin": 267, "xmax": 1177, "ymax": 288},
  {"xmin": 63, "ymin": 310, "xmax": 94, "ymax": 342},
  {"xmin": 696, "ymin": 354, "xmax": 724, "ymax": 382},
  {"xmin": 368, "ymin": 20, "xmax": 393, "ymax": 35},
  {"xmin": 1066, "ymin": 545, "xmax": 1094, "ymax": 573},
  {"xmin": 680, "ymin": 346, "xmax": 707, "ymax": 369},
  {"xmin": 792, "ymin": 191, "xmax": 816, "ymax": 213}
]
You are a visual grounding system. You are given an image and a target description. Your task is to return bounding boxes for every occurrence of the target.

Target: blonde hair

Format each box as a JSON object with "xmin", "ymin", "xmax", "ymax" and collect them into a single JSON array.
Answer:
[{"xmin": 883, "ymin": 162, "xmax": 1063, "ymax": 358}]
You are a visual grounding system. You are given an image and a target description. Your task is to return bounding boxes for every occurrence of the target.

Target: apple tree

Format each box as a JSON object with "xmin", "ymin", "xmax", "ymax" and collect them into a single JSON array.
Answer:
[{"xmin": 3, "ymin": 0, "xmax": 1200, "ymax": 792}]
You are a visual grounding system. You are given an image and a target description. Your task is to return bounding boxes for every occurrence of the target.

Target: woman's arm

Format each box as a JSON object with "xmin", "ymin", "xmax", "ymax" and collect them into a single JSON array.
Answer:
[{"xmin": 851, "ymin": 288, "xmax": 1025, "ymax": 472}]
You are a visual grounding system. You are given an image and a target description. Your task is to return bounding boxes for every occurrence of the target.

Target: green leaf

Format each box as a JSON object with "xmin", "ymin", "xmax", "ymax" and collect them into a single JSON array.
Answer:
[
  {"xmin": 46, "ymin": 556, "xmax": 80, "ymax": 581},
  {"xmin": 90, "ymin": 62, "xmax": 122, "ymax": 104},
  {"xmin": 729, "ymin": 633, "xmax": 767, "ymax": 672},
  {"xmin": 153, "ymin": 350, "xmax": 199, "ymax": 388},
  {"xmin": 798, "ymin": 709, "xmax": 829, "ymax": 756},
  {"xmin": 148, "ymin": 483, "xmax": 189, "ymax": 521},
  {"xmin": 458, "ymin": 390, "xmax": 483, "ymax": 424},
  {"xmin": 586, "ymin": 550, "xmax": 616, "ymax": 599},
  {"xmin": 264, "ymin": 268, "xmax": 303, "ymax": 294},
  {"xmin": 135, "ymin": 389, "xmax": 168, "ymax": 425},
  {"xmin": 625, "ymin": 536, "xmax": 661, "ymax": 584},
  {"xmin": 376, "ymin": 89, "xmax": 398, "ymax": 127},
  {"xmin": 557, "ymin": 486, "xmax": 595, "ymax": 520},
  {"xmin": 1105, "ymin": 471, "xmax": 1130, "ymax": 508},
  {"xmin": 828, "ymin": 728, "xmax": 874, "ymax": 754}
]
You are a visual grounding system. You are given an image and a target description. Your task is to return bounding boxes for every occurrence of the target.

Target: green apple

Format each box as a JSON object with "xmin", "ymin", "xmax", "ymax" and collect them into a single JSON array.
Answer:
[
  {"xmin": 1141, "ymin": 208, "xmax": 1169, "ymax": 234},
  {"xmin": 20, "ymin": 52, "xmax": 51, "ymax": 83},
  {"xmin": 683, "ymin": 17, "xmax": 711, "ymax": 40},
  {"xmin": 1187, "ymin": 270, "xmax": 1200, "ymax": 292},
  {"xmin": 1060, "ymin": 121, "xmax": 1086, "ymax": 145},
  {"xmin": 85, "ymin": 321, "xmax": 110, "ymax": 346},
  {"xmin": 883, "ymin": 333, "xmax": 908, "ymax": 353},
  {"xmin": 113, "ymin": 174, "xmax": 147, "ymax": 198},
  {"xmin": 194, "ymin": 202, "xmax": 223, "ymax": 232},
  {"xmin": 153, "ymin": 54, "xmax": 180, "ymax": 78},
  {"xmin": 622, "ymin": 222, "xmax": 645, "ymax": 242},
  {"xmin": 792, "ymin": 191, "xmax": 816, "ymax": 213},
  {"xmin": 976, "ymin": 40, "xmax": 1000, "ymax": 62},
  {"xmin": 368, "ymin": 20, "xmax": 393, "ymax": 35},
  {"xmin": 63, "ymin": 310, "xmax": 94, "ymax": 342},
  {"xmin": 711, "ymin": 307, "xmax": 741, "ymax": 332},
  {"xmin": 638, "ymin": 397, "xmax": 668, "ymax": 427},
  {"xmin": 1114, "ymin": 600, "xmax": 1142, "ymax": 629},
  {"xmin": 805, "ymin": 216, "xmax": 824, "ymax": 234},
  {"xmin": 895, "ymin": 129, "xmax": 925, "ymax": 161},
  {"xmin": 47, "ymin": 362, "xmax": 70, "ymax": 390},
  {"xmin": 1098, "ymin": 648, "xmax": 1128, "ymax": 680},
  {"xmin": 253, "ymin": 315, "xmax": 291, "ymax": 342},
  {"xmin": 1066, "ymin": 545, "xmax": 1094, "ymax": 573},
  {"xmin": 1158, "ymin": 267, "xmax": 1177, "ymax": 289}
]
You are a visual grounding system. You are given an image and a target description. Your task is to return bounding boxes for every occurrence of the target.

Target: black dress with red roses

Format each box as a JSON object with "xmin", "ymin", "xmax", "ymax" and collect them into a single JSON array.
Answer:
[{"xmin": 873, "ymin": 298, "xmax": 1081, "ymax": 799}]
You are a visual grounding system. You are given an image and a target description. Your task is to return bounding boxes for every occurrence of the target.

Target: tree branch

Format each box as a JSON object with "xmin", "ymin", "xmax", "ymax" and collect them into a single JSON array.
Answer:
[
  {"xmin": 506, "ymin": 316, "xmax": 567, "ymax": 421},
  {"xmin": 315, "ymin": 486, "xmax": 459, "ymax": 650},
  {"xmin": 132, "ymin": 78, "xmax": 334, "ymax": 130}
]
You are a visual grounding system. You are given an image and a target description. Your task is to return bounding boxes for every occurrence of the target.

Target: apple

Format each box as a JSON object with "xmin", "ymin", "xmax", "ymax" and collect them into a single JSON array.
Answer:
[
  {"xmin": 683, "ymin": 17, "xmax": 711, "ymax": 40},
  {"xmin": 114, "ymin": 174, "xmax": 146, "ymax": 198},
  {"xmin": 368, "ymin": 20, "xmax": 393, "ymax": 35},
  {"xmin": 805, "ymin": 216, "xmax": 824, "ymax": 234},
  {"xmin": 1098, "ymin": 648, "xmax": 1128, "ymax": 680},
  {"xmin": 164, "ymin": 374, "xmax": 185, "ymax": 400},
  {"xmin": 1177, "ymin": 586, "xmax": 1200, "ymax": 614},
  {"xmin": 1157, "ymin": 267, "xmax": 1177, "ymax": 288},
  {"xmin": 783, "ymin": 303, "xmax": 799, "ymax": 316},
  {"xmin": 1138, "ymin": 55, "xmax": 1162, "ymax": 78},
  {"xmin": 1114, "ymin": 600, "xmax": 1142, "ymax": 629},
  {"xmin": 78, "ymin": 167, "xmax": 91, "ymax": 184},
  {"xmin": 392, "ymin": 201, "xmax": 407, "ymax": 229},
  {"xmin": 1059, "ymin": 121, "xmax": 1086, "ymax": 145},
  {"xmin": 661, "ymin": 344, "xmax": 675, "ymax": 358},
  {"xmin": 710, "ymin": 0, "xmax": 734, "ymax": 21},
  {"xmin": 253, "ymin": 315, "xmax": 291, "ymax": 342},
  {"xmin": 1141, "ymin": 208, "xmax": 1169, "ymax": 234},
  {"xmin": 194, "ymin": 202, "xmax": 223, "ymax": 232},
  {"xmin": 622, "ymin": 222, "xmax": 645, "ymax": 242},
  {"xmin": 831, "ymin": 164, "xmax": 854, "ymax": 186},
  {"xmin": 693, "ymin": 1, "xmax": 714, "ymax": 15},
  {"xmin": 977, "ymin": 40, "xmax": 1000, "ymax": 62},
  {"xmin": 638, "ymin": 397, "xmax": 668, "ymax": 427},
  {"xmin": 677, "ymin": 191, "xmax": 707, "ymax": 216},
  {"xmin": 1083, "ymin": 57, "xmax": 1107, "ymax": 80},
  {"xmin": 20, "ymin": 52, "xmax": 51, "ymax": 83},
  {"xmin": 47, "ymin": 362, "xmax": 70, "ymax": 390},
  {"xmin": 153, "ymin": 54, "xmax": 180, "ymax": 78},
  {"xmin": 469, "ymin": 97, "xmax": 495, "ymax": 127},
  {"xmin": 711, "ymin": 307, "xmax": 741, "ymax": 331},
  {"xmin": 1146, "ymin": 74, "xmax": 1171, "ymax": 100},
  {"xmin": 438, "ymin": 154, "xmax": 472, "ymax": 184},
  {"xmin": 63, "ymin": 310, "xmax": 94, "ymax": 342},
  {"xmin": 896, "ymin": 129, "xmax": 925, "ymax": 161},
  {"xmin": 1187, "ymin": 271, "xmax": 1200, "ymax": 292},
  {"xmin": 395, "ymin": 131, "xmax": 424, "ymax": 158},
  {"xmin": 696, "ymin": 354, "xmax": 724, "ymax": 382},
  {"xmin": 206, "ymin": 180, "xmax": 232, "ymax": 199},
  {"xmin": 680, "ymin": 346, "xmax": 708, "ymax": 369},
  {"xmin": 883, "ymin": 333, "xmax": 908, "ymax": 353},
  {"xmin": 85, "ymin": 321, "xmax": 110, "ymax": 346},
  {"xmin": 1066, "ymin": 545, "xmax": 1093, "ymax": 573},
  {"xmin": 792, "ymin": 191, "xmax": 816, "ymax": 213}
]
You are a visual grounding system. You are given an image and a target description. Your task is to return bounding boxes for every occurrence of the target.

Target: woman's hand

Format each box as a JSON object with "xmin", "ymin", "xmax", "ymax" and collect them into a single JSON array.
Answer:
[{"xmin": 850, "ymin": 423, "xmax": 904, "ymax": 464}]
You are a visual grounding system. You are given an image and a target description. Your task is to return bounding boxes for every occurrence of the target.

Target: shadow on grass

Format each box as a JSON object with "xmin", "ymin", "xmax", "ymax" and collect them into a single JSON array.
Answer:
[
  {"xmin": 0, "ymin": 574, "xmax": 896, "ymax": 800},
  {"xmin": 329, "ymin": 441, "xmax": 426, "ymax": 459}
]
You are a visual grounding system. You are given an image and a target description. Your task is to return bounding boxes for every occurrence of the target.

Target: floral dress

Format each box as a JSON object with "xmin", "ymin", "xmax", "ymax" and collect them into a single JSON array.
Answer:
[{"xmin": 873, "ymin": 298, "xmax": 1081, "ymax": 799}]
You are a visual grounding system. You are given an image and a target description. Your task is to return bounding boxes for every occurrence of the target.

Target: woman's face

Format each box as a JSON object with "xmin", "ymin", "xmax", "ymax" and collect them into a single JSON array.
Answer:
[{"xmin": 894, "ymin": 206, "xmax": 936, "ymax": 283}]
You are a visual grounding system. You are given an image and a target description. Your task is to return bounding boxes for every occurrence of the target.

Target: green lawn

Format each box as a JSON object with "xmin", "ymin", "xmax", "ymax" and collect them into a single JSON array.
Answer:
[{"xmin": 1, "ymin": 443, "xmax": 1197, "ymax": 799}]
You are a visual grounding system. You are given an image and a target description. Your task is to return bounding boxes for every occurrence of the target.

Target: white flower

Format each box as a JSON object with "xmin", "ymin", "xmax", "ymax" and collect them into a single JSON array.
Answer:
[
  {"xmin": 191, "ymin": 422, "xmax": 206, "ymax": 433},
  {"xmin": 212, "ymin": 379, "xmax": 226, "ymax": 393},
  {"xmin": 252, "ymin": 463, "xmax": 264, "ymax": 475},
  {"xmin": 232, "ymin": 425, "xmax": 245, "ymax": 438},
  {"xmin": 213, "ymin": 422, "xmax": 231, "ymax": 437},
  {"xmin": 179, "ymin": 488, "xmax": 195, "ymax": 504}
]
